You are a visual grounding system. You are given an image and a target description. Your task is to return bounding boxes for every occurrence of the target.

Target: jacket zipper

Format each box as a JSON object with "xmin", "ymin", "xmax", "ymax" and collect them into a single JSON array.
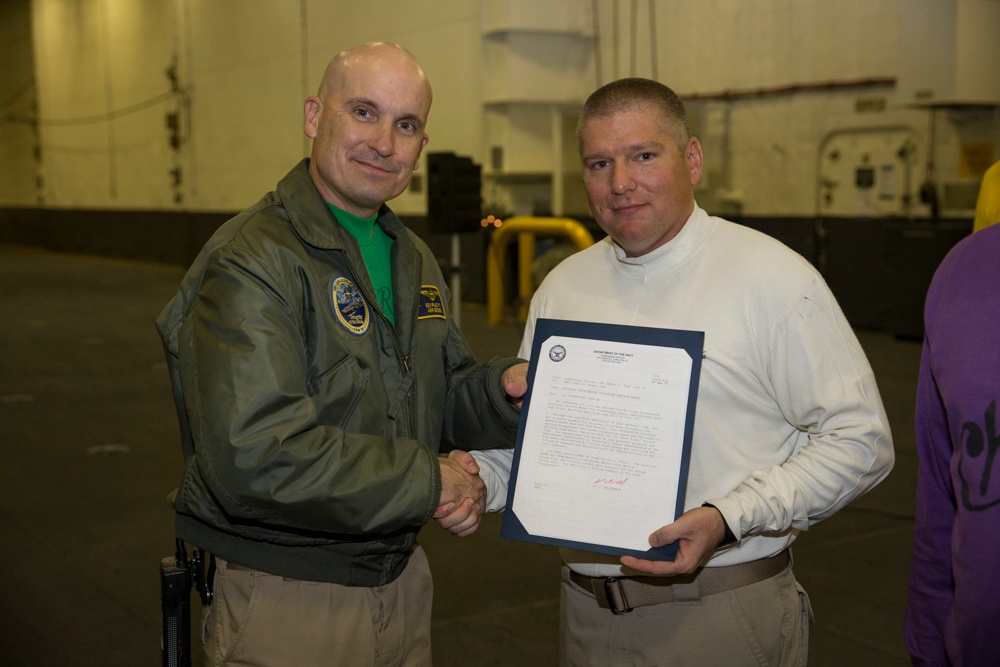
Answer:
[{"xmin": 342, "ymin": 249, "xmax": 418, "ymax": 438}]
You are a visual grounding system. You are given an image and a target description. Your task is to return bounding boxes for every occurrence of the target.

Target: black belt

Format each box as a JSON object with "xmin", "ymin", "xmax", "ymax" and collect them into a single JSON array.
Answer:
[{"xmin": 568, "ymin": 550, "xmax": 790, "ymax": 615}]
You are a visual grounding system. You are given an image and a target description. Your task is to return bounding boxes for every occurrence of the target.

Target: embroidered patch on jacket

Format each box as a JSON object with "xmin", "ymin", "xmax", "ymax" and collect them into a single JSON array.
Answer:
[
  {"xmin": 417, "ymin": 285, "xmax": 447, "ymax": 320},
  {"xmin": 330, "ymin": 276, "xmax": 369, "ymax": 335}
]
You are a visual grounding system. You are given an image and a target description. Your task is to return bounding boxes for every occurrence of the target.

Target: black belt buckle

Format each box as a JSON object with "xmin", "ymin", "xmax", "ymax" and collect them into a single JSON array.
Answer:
[{"xmin": 603, "ymin": 577, "xmax": 633, "ymax": 615}]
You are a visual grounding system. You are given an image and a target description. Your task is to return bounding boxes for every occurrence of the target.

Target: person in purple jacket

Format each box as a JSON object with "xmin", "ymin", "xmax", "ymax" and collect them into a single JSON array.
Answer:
[{"xmin": 905, "ymin": 219, "xmax": 1000, "ymax": 666}]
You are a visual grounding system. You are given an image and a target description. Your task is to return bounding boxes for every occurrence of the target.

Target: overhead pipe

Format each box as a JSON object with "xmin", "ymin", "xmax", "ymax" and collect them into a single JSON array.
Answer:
[{"xmin": 682, "ymin": 77, "xmax": 896, "ymax": 102}]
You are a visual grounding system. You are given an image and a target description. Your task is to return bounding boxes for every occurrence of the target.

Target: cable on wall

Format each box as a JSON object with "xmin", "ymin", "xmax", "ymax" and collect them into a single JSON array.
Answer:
[
  {"xmin": 5, "ymin": 90, "xmax": 181, "ymax": 126},
  {"xmin": 100, "ymin": 0, "xmax": 118, "ymax": 198},
  {"xmin": 0, "ymin": 75, "xmax": 45, "ymax": 204},
  {"xmin": 648, "ymin": 0, "xmax": 658, "ymax": 80},
  {"xmin": 300, "ymin": 0, "xmax": 310, "ymax": 158},
  {"xmin": 181, "ymin": 0, "xmax": 197, "ymax": 200},
  {"xmin": 595, "ymin": 0, "xmax": 657, "ymax": 83},
  {"xmin": 165, "ymin": 54, "xmax": 186, "ymax": 204},
  {"xmin": 167, "ymin": 0, "xmax": 187, "ymax": 204},
  {"xmin": 591, "ymin": 0, "xmax": 602, "ymax": 88},
  {"xmin": 611, "ymin": 0, "xmax": 619, "ymax": 79},
  {"xmin": 630, "ymin": 0, "xmax": 638, "ymax": 77}
]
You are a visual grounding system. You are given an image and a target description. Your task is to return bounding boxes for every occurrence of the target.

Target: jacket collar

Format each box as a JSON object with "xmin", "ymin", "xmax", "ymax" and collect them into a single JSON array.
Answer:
[{"xmin": 277, "ymin": 158, "xmax": 408, "ymax": 249}]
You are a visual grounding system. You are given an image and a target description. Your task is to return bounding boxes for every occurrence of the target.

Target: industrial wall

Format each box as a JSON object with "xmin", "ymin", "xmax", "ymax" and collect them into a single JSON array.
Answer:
[
  {"xmin": 0, "ymin": 0, "xmax": 997, "ymax": 336},
  {"xmin": 2, "ymin": 0, "xmax": 997, "ymax": 217}
]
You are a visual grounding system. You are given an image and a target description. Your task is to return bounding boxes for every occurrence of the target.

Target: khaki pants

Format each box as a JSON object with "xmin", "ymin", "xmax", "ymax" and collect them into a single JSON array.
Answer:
[
  {"xmin": 202, "ymin": 546, "xmax": 433, "ymax": 667},
  {"xmin": 560, "ymin": 564, "xmax": 813, "ymax": 667}
]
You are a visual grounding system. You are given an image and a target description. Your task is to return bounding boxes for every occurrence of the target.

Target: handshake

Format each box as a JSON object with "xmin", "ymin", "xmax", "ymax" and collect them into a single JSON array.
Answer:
[
  {"xmin": 433, "ymin": 360, "xmax": 527, "ymax": 537},
  {"xmin": 434, "ymin": 450, "xmax": 489, "ymax": 537}
]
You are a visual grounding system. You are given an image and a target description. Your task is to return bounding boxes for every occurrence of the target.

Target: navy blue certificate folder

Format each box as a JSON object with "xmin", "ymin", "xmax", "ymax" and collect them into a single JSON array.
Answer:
[{"xmin": 500, "ymin": 318, "xmax": 704, "ymax": 561}]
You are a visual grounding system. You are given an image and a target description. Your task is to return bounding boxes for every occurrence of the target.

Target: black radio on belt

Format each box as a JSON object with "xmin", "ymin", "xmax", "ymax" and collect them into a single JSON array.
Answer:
[
  {"xmin": 161, "ymin": 539, "xmax": 214, "ymax": 667},
  {"xmin": 160, "ymin": 540, "xmax": 191, "ymax": 667}
]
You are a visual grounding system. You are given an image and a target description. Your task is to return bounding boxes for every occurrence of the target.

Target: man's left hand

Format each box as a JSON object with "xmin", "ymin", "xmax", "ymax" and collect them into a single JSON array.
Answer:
[{"xmin": 619, "ymin": 506, "xmax": 726, "ymax": 575}]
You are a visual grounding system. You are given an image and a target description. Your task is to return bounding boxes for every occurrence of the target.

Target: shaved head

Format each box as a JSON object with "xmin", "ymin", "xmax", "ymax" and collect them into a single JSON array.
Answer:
[{"xmin": 318, "ymin": 42, "xmax": 432, "ymax": 109}]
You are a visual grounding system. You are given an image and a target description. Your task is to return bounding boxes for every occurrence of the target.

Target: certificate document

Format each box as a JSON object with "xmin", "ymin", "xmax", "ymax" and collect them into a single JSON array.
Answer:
[{"xmin": 501, "ymin": 318, "xmax": 703, "ymax": 561}]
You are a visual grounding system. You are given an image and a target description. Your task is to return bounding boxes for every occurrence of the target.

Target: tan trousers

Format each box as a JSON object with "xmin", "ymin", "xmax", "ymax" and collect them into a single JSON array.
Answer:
[
  {"xmin": 201, "ymin": 546, "xmax": 433, "ymax": 667},
  {"xmin": 560, "ymin": 564, "xmax": 813, "ymax": 667}
]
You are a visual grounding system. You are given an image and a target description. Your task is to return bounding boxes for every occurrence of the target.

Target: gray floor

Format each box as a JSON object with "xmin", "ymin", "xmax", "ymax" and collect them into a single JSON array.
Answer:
[{"xmin": 0, "ymin": 245, "xmax": 919, "ymax": 666}]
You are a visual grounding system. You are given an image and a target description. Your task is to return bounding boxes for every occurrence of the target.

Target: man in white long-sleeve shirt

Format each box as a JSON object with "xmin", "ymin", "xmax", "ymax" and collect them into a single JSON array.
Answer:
[{"xmin": 436, "ymin": 78, "xmax": 894, "ymax": 666}]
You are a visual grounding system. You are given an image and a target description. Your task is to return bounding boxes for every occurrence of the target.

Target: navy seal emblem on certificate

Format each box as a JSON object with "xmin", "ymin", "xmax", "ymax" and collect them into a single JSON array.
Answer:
[
  {"xmin": 417, "ymin": 285, "xmax": 447, "ymax": 320},
  {"xmin": 330, "ymin": 276, "xmax": 369, "ymax": 335}
]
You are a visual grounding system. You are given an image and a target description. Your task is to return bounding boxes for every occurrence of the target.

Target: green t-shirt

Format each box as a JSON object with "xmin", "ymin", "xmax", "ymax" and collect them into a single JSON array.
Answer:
[{"xmin": 328, "ymin": 204, "xmax": 395, "ymax": 325}]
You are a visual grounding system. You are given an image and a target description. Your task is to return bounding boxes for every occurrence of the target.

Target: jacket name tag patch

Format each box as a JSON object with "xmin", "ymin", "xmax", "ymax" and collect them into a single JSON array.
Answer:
[
  {"xmin": 330, "ymin": 276, "xmax": 370, "ymax": 335},
  {"xmin": 418, "ymin": 285, "xmax": 447, "ymax": 320}
]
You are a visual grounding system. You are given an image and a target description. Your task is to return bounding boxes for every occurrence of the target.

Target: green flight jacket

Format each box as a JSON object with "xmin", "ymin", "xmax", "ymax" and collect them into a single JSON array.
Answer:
[{"xmin": 156, "ymin": 160, "xmax": 521, "ymax": 586}]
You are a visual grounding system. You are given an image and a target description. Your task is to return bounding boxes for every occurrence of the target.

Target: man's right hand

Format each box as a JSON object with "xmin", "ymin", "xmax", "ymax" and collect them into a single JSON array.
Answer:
[{"xmin": 435, "ymin": 450, "xmax": 485, "ymax": 537}]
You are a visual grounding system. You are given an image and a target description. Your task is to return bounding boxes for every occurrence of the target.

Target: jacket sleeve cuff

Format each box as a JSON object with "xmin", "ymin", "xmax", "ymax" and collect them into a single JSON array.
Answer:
[
  {"xmin": 422, "ymin": 448, "xmax": 443, "ymax": 526},
  {"xmin": 484, "ymin": 356, "xmax": 527, "ymax": 429}
]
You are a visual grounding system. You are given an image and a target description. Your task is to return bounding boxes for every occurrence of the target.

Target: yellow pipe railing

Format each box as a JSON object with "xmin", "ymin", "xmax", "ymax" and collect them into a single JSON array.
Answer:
[{"xmin": 486, "ymin": 216, "xmax": 595, "ymax": 324}]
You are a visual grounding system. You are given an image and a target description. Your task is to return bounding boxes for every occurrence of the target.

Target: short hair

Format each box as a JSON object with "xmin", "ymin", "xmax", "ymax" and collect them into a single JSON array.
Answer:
[{"xmin": 577, "ymin": 78, "xmax": 689, "ymax": 152}]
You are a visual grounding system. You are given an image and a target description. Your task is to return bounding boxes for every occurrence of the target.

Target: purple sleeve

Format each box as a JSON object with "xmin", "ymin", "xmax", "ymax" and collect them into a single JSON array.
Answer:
[{"xmin": 904, "ymin": 336, "xmax": 956, "ymax": 666}]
